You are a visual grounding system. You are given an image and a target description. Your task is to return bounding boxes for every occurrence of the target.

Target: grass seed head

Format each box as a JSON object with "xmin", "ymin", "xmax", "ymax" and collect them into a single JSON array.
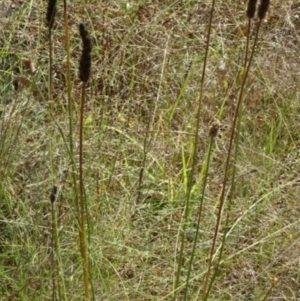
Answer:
[
  {"xmin": 247, "ymin": 0, "xmax": 258, "ymax": 19},
  {"xmin": 50, "ymin": 185, "xmax": 58, "ymax": 203},
  {"xmin": 46, "ymin": 0, "xmax": 57, "ymax": 30},
  {"xmin": 258, "ymin": 0, "xmax": 270, "ymax": 20},
  {"xmin": 79, "ymin": 23, "xmax": 92, "ymax": 83},
  {"xmin": 209, "ymin": 120, "xmax": 221, "ymax": 138}
]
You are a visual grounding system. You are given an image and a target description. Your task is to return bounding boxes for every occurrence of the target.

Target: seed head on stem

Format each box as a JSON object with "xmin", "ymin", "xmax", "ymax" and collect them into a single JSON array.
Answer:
[
  {"xmin": 258, "ymin": 0, "xmax": 270, "ymax": 20},
  {"xmin": 79, "ymin": 23, "xmax": 92, "ymax": 83},
  {"xmin": 246, "ymin": 0, "xmax": 258, "ymax": 19},
  {"xmin": 50, "ymin": 185, "xmax": 57, "ymax": 203},
  {"xmin": 46, "ymin": 0, "xmax": 57, "ymax": 30}
]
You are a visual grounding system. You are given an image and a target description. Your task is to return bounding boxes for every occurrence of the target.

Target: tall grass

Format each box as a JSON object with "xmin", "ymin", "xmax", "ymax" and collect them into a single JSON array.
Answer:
[
  {"xmin": 173, "ymin": 0, "xmax": 217, "ymax": 299},
  {"xmin": 2, "ymin": 0, "xmax": 299, "ymax": 300},
  {"xmin": 78, "ymin": 22, "xmax": 93, "ymax": 301}
]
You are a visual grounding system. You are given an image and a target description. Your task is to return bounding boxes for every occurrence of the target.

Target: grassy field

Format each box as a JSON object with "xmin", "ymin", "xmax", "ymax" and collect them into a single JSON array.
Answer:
[{"xmin": 1, "ymin": 0, "xmax": 300, "ymax": 300}]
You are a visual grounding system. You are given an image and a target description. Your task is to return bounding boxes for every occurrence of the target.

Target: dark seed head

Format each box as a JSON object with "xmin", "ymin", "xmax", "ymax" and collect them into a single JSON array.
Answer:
[
  {"xmin": 79, "ymin": 23, "xmax": 92, "ymax": 83},
  {"xmin": 258, "ymin": 0, "xmax": 270, "ymax": 20},
  {"xmin": 50, "ymin": 185, "xmax": 58, "ymax": 203},
  {"xmin": 247, "ymin": 0, "xmax": 258, "ymax": 19},
  {"xmin": 46, "ymin": 0, "xmax": 57, "ymax": 30},
  {"xmin": 209, "ymin": 120, "xmax": 221, "ymax": 138}
]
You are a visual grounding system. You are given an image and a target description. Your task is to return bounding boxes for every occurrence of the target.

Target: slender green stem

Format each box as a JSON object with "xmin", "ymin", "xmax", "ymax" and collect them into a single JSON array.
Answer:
[
  {"xmin": 203, "ymin": 18, "xmax": 253, "ymax": 297},
  {"xmin": 62, "ymin": 0, "xmax": 79, "ymax": 215},
  {"xmin": 201, "ymin": 19, "xmax": 263, "ymax": 300},
  {"xmin": 48, "ymin": 30, "xmax": 55, "ymax": 180},
  {"xmin": 48, "ymin": 31, "xmax": 58, "ymax": 299},
  {"xmin": 244, "ymin": 18, "xmax": 251, "ymax": 69},
  {"xmin": 173, "ymin": 1, "xmax": 216, "ymax": 299},
  {"xmin": 183, "ymin": 137, "xmax": 215, "ymax": 300},
  {"xmin": 51, "ymin": 201, "xmax": 65, "ymax": 300},
  {"xmin": 51, "ymin": 201, "xmax": 57, "ymax": 301},
  {"xmin": 79, "ymin": 82, "xmax": 91, "ymax": 301}
]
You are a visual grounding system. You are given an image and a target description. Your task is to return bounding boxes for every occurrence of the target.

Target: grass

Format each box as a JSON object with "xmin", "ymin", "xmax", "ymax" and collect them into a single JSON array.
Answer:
[{"xmin": 1, "ymin": 0, "xmax": 300, "ymax": 300}]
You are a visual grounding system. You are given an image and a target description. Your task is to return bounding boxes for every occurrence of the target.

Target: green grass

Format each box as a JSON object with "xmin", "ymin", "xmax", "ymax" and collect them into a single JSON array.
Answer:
[{"xmin": 1, "ymin": 0, "xmax": 300, "ymax": 300}]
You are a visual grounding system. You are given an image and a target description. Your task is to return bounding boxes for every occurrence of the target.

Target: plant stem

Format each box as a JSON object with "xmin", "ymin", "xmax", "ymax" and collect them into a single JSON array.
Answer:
[
  {"xmin": 62, "ymin": 0, "xmax": 79, "ymax": 214},
  {"xmin": 183, "ymin": 137, "xmax": 215, "ymax": 300},
  {"xmin": 79, "ymin": 82, "xmax": 91, "ymax": 301},
  {"xmin": 201, "ymin": 19, "xmax": 263, "ymax": 300},
  {"xmin": 173, "ymin": 0, "xmax": 216, "ymax": 299}
]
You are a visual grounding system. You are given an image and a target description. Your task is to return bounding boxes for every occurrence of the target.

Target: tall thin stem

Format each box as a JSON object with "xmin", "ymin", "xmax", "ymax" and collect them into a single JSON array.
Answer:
[
  {"xmin": 201, "ymin": 19, "xmax": 263, "ymax": 300},
  {"xmin": 79, "ymin": 82, "xmax": 91, "ymax": 301},
  {"xmin": 173, "ymin": 1, "xmax": 216, "ymax": 299},
  {"xmin": 62, "ymin": 0, "xmax": 79, "ymax": 214}
]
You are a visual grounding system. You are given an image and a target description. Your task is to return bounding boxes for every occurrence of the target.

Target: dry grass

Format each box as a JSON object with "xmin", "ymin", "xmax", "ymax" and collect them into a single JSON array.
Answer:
[{"xmin": 1, "ymin": 0, "xmax": 300, "ymax": 300}]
